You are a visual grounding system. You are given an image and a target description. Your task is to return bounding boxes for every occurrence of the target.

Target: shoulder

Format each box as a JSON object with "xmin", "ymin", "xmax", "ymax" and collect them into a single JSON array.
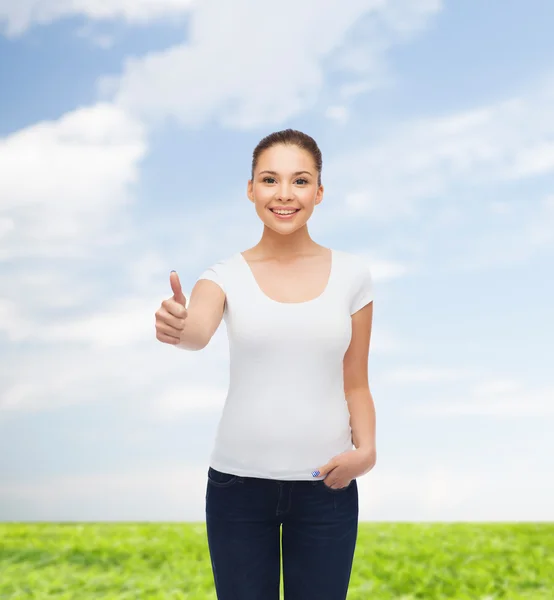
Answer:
[
  {"xmin": 196, "ymin": 252, "xmax": 241, "ymax": 292},
  {"xmin": 332, "ymin": 249, "xmax": 374, "ymax": 315}
]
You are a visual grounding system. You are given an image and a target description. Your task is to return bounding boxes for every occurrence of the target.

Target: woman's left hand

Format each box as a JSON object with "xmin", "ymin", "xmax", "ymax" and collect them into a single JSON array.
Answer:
[{"xmin": 314, "ymin": 447, "xmax": 376, "ymax": 490}]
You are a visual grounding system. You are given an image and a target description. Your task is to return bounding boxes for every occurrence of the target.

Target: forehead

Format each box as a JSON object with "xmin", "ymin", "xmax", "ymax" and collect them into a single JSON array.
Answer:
[{"xmin": 256, "ymin": 144, "xmax": 314, "ymax": 171}]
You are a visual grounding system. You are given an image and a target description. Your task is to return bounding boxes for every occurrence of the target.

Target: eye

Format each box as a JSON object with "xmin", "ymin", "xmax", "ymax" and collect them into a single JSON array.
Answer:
[{"xmin": 262, "ymin": 176, "xmax": 309, "ymax": 185}]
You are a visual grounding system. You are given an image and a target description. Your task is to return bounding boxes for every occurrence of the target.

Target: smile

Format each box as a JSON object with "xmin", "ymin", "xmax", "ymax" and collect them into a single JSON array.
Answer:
[{"xmin": 269, "ymin": 208, "xmax": 300, "ymax": 220}]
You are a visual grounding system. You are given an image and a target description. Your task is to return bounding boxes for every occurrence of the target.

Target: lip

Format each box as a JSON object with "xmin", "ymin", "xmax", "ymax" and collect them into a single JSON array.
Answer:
[
  {"xmin": 269, "ymin": 207, "xmax": 300, "ymax": 221},
  {"xmin": 269, "ymin": 208, "xmax": 301, "ymax": 212}
]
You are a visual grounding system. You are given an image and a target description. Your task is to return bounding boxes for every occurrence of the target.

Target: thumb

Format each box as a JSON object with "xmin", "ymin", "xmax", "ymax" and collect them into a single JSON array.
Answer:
[
  {"xmin": 169, "ymin": 271, "xmax": 187, "ymax": 307},
  {"xmin": 312, "ymin": 458, "xmax": 336, "ymax": 478}
]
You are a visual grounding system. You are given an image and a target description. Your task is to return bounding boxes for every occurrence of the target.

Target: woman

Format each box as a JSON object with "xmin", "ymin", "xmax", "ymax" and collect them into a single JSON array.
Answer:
[{"xmin": 155, "ymin": 129, "xmax": 376, "ymax": 600}]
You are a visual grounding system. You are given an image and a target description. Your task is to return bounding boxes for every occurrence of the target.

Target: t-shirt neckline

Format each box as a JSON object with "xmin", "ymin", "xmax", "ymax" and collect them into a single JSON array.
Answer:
[{"xmin": 237, "ymin": 248, "xmax": 335, "ymax": 306}]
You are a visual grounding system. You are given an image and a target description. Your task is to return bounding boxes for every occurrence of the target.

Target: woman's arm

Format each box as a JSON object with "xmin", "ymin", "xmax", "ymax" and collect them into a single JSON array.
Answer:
[{"xmin": 344, "ymin": 301, "xmax": 376, "ymax": 467}]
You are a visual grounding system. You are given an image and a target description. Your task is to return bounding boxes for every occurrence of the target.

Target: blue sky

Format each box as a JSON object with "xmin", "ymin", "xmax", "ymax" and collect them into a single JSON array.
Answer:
[{"xmin": 1, "ymin": 0, "xmax": 553, "ymax": 522}]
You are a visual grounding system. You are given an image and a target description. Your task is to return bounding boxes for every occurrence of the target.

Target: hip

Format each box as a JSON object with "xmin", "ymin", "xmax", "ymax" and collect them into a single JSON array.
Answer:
[{"xmin": 205, "ymin": 466, "xmax": 359, "ymax": 521}]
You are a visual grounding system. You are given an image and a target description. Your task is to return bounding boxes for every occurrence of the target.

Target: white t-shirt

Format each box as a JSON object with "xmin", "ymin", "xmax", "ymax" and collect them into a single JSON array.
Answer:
[{"xmin": 196, "ymin": 248, "xmax": 373, "ymax": 481}]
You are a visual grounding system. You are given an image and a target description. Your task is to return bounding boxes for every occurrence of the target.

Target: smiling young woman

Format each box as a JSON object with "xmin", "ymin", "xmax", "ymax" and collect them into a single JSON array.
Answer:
[{"xmin": 154, "ymin": 129, "xmax": 376, "ymax": 600}]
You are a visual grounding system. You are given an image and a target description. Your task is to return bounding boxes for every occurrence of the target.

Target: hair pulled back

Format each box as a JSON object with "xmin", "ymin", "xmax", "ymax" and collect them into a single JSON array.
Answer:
[{"xmin": 251, "ymin": 129, "xmax": 322, "ymax": 186}]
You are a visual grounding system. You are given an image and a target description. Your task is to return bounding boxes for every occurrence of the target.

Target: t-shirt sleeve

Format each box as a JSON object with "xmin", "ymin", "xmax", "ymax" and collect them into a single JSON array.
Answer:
[
  {"xmin": 196, "ymin": 263, "xmax": 226, "ymax": 294},
  {"xmin": 350, "ymin": 259, "xmax": 374, "ymax": 315}
]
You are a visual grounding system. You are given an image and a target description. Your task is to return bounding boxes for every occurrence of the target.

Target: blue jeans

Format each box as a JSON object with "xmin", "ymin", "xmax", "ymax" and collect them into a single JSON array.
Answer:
[{"xmin": 205, "ymin": 466, "xmax": 358, "ymax": 600}]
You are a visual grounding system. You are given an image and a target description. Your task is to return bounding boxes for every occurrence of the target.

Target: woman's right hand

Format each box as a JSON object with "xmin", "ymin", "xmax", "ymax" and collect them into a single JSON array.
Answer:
[{"xmin": 155, "ymin": 271, "xmax": 188, "ymax": 345}]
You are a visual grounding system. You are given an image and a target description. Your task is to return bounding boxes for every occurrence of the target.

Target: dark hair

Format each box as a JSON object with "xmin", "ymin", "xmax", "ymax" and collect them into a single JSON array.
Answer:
[{"xmin": 251, "ymin": 129, "xmax": 323, "ymax": 186}]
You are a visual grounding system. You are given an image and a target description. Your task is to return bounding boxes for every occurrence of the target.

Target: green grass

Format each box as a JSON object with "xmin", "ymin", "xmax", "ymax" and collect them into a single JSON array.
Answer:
[{"xmin": 0, "ymin": 523, "xmax": 552, "ymax": 599}]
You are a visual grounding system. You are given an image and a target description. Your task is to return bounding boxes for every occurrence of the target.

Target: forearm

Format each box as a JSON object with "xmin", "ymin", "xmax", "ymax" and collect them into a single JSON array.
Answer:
[
  {"xmin": 346, "ymin": 386, "xmax": 376, "ymax": 467},
  {"xmin": 176, "ymin": 316, "xmax": 208, "ymax": 351}
]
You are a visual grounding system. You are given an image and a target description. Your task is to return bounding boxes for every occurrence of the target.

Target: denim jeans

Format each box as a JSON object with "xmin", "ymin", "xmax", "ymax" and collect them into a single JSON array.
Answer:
[{"xmin": 205, "ymin": 466, "xmax": 358, "ymax": 600}]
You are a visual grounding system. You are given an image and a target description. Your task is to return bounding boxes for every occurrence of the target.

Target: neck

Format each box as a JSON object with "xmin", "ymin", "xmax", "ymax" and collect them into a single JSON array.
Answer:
[{"xmin": 254, "ymin": 225, "xmax": 321, "ymax": 258}]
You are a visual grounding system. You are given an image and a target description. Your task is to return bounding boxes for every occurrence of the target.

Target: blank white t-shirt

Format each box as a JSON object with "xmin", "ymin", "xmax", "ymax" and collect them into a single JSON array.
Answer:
[{"xmin": 195, "ymin": 248, "xmax": 373, "ymax": 481}]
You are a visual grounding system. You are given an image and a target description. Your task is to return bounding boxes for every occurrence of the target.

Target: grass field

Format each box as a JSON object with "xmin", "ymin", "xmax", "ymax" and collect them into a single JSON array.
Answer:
[{"xmin": 0, "ymin": 523, "xmax": 552, "ymax": 599}]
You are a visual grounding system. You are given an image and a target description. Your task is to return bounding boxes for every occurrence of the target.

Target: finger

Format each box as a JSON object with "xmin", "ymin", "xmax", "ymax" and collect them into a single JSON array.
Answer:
[
  {"xmin": 322, "ymin": 470, "xmax": 339, "ymax": 488},
  {"xmin": 158, "ymin": 304, "xmax": 186, "ymax": 327},
  {"xmin": 170, "ymin": 271, "xmax": 187, "ymax": 307},
  {"xmin": 162, "ymin": 299, "xmax": 187, "ymax": 320},
  {"xmin": 156, "ymin": 330, "xmax": 181, "ymax": 345},
  {"xmin": 156, "ymin": 321, "xmax": 184, "ymax": 338},
  {"xmin": 322, "ymin": 469, "xmax": 348, "ymax": 489},
  {"xmin": 312, "ymin": 459, "xmax": 336, "ymax": 478},
  {"xmin": 325, "ymin": 478, "xmax": 350, "ymax": 490}
]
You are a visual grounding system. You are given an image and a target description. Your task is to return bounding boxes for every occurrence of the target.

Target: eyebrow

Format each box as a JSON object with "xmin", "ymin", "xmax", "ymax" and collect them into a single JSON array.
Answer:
[{"xmin": 258, "ymin": 170, "xmax": 313, "ymax": 176}]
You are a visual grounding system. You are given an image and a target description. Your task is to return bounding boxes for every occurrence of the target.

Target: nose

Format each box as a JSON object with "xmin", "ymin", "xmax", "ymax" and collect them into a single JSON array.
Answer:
[{"xmin": 276, "ymin": 182, "xmax": 295, "ymax": 202}]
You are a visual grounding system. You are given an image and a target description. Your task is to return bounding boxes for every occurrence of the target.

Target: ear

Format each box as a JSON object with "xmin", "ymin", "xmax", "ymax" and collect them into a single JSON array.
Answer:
[
  {"xmin": 247, "ymin": 179, "xmax": 254, "ymax": 203},
  {"xmin": 314, "ymin": 184, "xmax": 324, "ymax": 206}
]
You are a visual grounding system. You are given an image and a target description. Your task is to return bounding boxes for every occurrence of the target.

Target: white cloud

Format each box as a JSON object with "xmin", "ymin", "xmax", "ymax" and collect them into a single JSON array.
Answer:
[
  {"xmin": 37, "ymin": 296, "xmax": 159, "ymax": 346},
  {"xmin": 0, "ymin": 463, "xmax": 211, "ymax": 521},
  {"xmin": 328, "ymin": 76, "xmax": 554, "ymax": 221},
  {"xmin": 360, "ymin": 256, "xmax": 412, "ymax": 280},
  {"xmin": 0, "ymin": 340, "xmax": 216, "ymax": 414},
  {"xmin": 410, "ymin": 378, "xmax": 554, "ymax": 417},
  {"xmin": 0, "ymin": 102, "xmax": 151, "ymax": 359},
  {"xmin": 75, "ymin": 23, "xmax": 115, "ymax": 49},
  {"xmin": 0, "ymin": 298, "xmax": 33, "ymax": 342},
  {"xmin": 383, "ymin": 366, "xmax": 474, "ymax": 384},
  {"xmin": 453, "ymin": 194, "xmax": 554, "ymax": 270},
  {"xmin": 0, "ymin": 102, "xmax": 147, "ymax": 261},
  {"xmin": 325, "ymin": 105, "xmax": 350, "ymax": 124},
  {"xmin": 0, "ymin": 0, "xmax": 195, "ymax": 37},
  {"xmin": 0, "ymin": 304, "xmax": 230, "ymax": 414},
  {"xmin": 0, "ymin": 217, "xmax": 14, "ymax": 238},
  {"xmin": 104, "ymin": 0, "xmax": 441, "ymax": 129},
  {"xmin": 0, "ymin": 273, "xmax": 162, "ymax": 349},
  {"xmin": 147, "ymin": 384, "xmax": 227, "ymax": 420}
]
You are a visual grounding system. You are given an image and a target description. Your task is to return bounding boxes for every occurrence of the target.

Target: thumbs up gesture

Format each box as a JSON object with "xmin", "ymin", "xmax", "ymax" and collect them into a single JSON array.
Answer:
[{"xmin": 155, "ymin": 271, "xmax": 188, "ymax": 345}]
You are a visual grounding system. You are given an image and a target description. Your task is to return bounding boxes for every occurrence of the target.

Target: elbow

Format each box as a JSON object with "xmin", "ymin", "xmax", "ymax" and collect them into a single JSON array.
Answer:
[{"xmin": 176, "ymin": 338, "xmax": 208, "ymax": 351}]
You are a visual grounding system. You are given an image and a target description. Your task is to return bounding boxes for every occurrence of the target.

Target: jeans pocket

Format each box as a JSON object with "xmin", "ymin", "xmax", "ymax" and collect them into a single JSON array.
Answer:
[
  {"xmin": 321, "ymin": 478, "xmax": 354, "ymax": 494},
  {"xmin": 207, "ymin": 467, "xmax": 242, "ymax": 488}
]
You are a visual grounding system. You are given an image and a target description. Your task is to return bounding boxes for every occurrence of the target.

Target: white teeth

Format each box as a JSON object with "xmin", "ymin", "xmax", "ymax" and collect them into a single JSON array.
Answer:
[{"xmin": 273, "ymin": 210, "xmax": 296, "ymax": 215}]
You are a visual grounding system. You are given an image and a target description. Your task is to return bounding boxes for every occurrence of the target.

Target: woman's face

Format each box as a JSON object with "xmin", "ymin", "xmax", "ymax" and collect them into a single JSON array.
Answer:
[{"xmin": 247, "ymin": 144, "xmax": 324, "ymax": 235}]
